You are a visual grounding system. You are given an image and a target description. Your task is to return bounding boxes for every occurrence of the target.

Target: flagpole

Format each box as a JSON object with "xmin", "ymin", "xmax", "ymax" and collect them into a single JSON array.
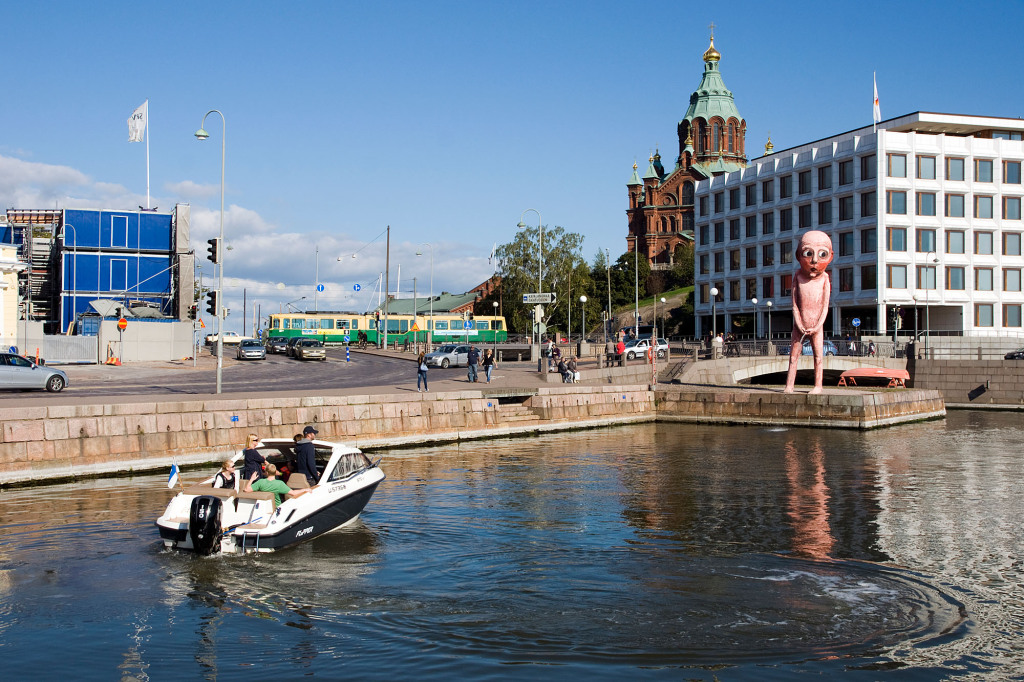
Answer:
[{"xmin": 146, "ymin": 99, "xmax": 151, "ymax": 209}]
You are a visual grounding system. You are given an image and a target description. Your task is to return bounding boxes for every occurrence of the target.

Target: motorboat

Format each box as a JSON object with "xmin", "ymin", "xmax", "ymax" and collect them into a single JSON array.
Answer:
[{"xmin": 156, "ymin": 438, "xmax": 385, "ymax": 554}]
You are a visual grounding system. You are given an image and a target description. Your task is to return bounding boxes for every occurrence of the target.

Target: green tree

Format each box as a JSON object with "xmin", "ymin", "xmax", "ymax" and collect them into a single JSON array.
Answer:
[
  {"xmin": 671, "ymin": 241, "xmax": 695, "ymax": 289},
  {"xmin": 609, "ymin": 250, "xmax": 649, "ymax": 310}
]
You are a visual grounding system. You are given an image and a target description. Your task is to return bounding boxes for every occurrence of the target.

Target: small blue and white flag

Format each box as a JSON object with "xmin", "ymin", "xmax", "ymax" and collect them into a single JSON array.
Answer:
[{"xmin": 167, "ymin": 463, "xmax": 180, "ymax": 489}]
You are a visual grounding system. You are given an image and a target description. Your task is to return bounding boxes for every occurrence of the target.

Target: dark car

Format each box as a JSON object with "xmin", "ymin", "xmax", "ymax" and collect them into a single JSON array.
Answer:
[
  {"xmin": 265, "ymin": 336, "xmax": 289, "ymax": 354},
  {"xmin": 0, "ymin": 353, "xmax": 69, "ymax": 392},
  {"xmin": 1006, "ymin": 348, "xmax": 1024, "ymax": 360}
]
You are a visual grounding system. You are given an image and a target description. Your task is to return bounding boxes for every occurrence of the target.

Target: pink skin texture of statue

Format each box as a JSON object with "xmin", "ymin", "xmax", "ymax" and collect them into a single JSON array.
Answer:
[{"xmin": 784, "ymin": 230, "xmax": 833, "ymax": 394}]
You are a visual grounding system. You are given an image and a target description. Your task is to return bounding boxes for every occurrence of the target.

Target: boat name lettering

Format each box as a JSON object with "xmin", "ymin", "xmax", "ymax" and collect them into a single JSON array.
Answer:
[
  {"xmin": 295, "ymin": 526, "xmax": 314, "ymax": 538},
  {"xmin": 329, "ymin": 484, "xmax": 346, "ymax": 494}
]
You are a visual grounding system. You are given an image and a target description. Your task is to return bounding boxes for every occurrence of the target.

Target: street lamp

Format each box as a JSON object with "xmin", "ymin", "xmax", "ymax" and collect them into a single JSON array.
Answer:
[
  {"xmin": 751, "ymin": 297, "xmax": 758, "ymax": 339},
  {"xmin": 416, "ymin": 243, "xmax": 433, "ymax": 351},
  {"xmin": 659, "ymin": 297, "xmax": 666, "ymax": 338},
  {"xmin": 492, "ymin": 300, "xmax": 499, "ymax": 355},
  {"xmin": 195, "ymin": 109, "xmax": 226, "ymax": 394},
  {"xmin": 604, "ymin": 248, "xmax": 611, "ymax": 345},
  {"xmin": 579, "ymin": 295, "xmax": 587, "ymax": 342},
  {"xmin": 710, "ymin": 286, "xmax": 719, "ymax": 340},
  {"xmin": 766, "ymin": 300, "xmax": 773, "ymax": 340},
  {"xmin": 925, "ymin": 251, "xmax": 938, "ymax": 358},
  {"xmin": 517, "ymin": 208, "xmax": 542, "ymax": 369}
]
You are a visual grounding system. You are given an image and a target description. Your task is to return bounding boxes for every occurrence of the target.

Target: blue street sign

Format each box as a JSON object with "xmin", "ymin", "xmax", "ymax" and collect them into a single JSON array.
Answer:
[
  {"xmin": 343, "ymin": 334, "xmax": 350, "ymax": 344},
  {"xmin": 353, "ymin": 284, "xmax": 361, "ymax": 292},
  {"xmin": 464, "ymin": 320, "xmax": 472, "ymax": 330},
  {"xmin": 852, "ymin": 317, "xmax": 861, "ymax": 327},
  {"xmin": 257, "ymin": 329, "xmax": 263, "ymax": 338},
  {"xmin": 317, "ymin": 284, "xmax": 325, "ymax": 293},
  {"xmin": 8, "ymin": 346, "xmax": 15, "ymax": 353}
]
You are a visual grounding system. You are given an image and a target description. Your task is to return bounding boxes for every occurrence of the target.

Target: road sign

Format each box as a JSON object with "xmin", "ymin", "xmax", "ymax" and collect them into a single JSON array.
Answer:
[
  {"xmin": 117, "ymin": 318, "xmax": 128, "ymax": 331},
  {"xmin": 317, "ymin": 284, "xmax": 325, "ymax": 293},
  {"xmin": 411, "ymin": 323, "xmax": 420, "ymax": 332},
  {"xmin": 463, "ymin": 320, "xmax": 472, "ymax": 330},
  {"xmin": 257, "ymin": 329, "xmax": 263, "ymax": 339},
  {"xmin": 522, "ymin": 293, "xmax": 554, "ymax": 304},
  {"xmin": 852, "ymin": 317, "xmax": 861, "ymax": 327},
  {"xmin": 343, "ymin": 334, "xmax": 350, "ymax": 344},
  {"xmin": 353, "ymin": 284, "xmax": 361, "ymax": 292},
  {"xmin": 533, "ymin": 322, "xmax": 547, "ymax": 335}
]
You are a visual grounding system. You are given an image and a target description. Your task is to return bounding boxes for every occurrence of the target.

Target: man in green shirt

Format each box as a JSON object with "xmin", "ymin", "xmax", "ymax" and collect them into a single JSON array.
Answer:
[{"xmin": 245, "ymin": 463, "xmax": 311, "ymax": 506}]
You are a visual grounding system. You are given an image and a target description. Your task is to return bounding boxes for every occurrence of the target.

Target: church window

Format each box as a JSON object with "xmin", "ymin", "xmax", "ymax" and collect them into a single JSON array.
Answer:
[
  {"xmin": 713, "ymin": 123, "xmax": 722, "ymax": 152},
  {"xmin": 728, "ymin": 125, "xmax": 735, "ymax": 153},
  {"xmin": 682, "ymin": 183, "xmax": 694, "ymax": 205}
]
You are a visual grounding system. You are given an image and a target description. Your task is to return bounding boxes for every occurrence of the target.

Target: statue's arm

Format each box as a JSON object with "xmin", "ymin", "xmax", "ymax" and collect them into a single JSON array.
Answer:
[{"xmin": 810, "ymin": 276, "xmax": 832, "ymax": 332}]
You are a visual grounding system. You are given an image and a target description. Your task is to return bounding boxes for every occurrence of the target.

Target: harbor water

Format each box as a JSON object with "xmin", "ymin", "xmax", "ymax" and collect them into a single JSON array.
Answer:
[{"xmin": 1, "ymin": 411, "xmax": 1022, "ymax": 679}]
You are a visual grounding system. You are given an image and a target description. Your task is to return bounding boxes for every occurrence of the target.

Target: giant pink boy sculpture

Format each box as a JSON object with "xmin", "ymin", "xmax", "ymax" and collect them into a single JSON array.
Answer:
[{"xmin": 784, "ymin": 230, "xmax": 833, "ymax": 394}]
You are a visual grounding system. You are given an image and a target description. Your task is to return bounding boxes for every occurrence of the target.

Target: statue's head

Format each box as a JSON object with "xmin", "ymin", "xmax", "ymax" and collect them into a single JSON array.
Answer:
[{"xmin": 797, "ymin": 230, "xmax": 833, "ymax": 279}]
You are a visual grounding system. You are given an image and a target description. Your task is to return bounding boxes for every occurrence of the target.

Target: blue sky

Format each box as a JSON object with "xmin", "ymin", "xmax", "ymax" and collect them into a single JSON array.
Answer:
[{"xmin": 3, "ymin": 0, "xmax": 1023, "ymax": 330}]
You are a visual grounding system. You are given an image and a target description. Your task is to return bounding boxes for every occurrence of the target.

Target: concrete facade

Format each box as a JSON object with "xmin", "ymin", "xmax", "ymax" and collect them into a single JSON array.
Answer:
[{"xmin": 910, "ymin": 358, "xmax": 1024, "ymax": 405}]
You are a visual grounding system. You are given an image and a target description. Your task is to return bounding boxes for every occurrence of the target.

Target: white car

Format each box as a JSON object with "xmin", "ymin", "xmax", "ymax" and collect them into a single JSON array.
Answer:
[
  {"xmin": 204, "ymin": 331, "xmax": 242, "ymax": 346},
  {"xmin": 623, "ymin": 337, "xmax": 668, "ymax": 360},
  {"xmin": 424, "ymin": 344, "xmax": 470, "ymax": 368}
]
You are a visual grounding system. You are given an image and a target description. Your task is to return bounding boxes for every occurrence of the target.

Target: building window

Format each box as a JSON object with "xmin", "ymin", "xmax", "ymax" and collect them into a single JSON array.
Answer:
[
  {"xmin": 861, "ymin": 264, "xmax": 877, "ymax": 290},
  {"xmin": 762, "ymin": 212, "xmax": 775, "ymax": 235},
  {"xmin": 917, "ymin": 155, "xmax": 936, "ymax": 180},
  {"xmin": 729, "ymin": 188, "xmax": 741, "ymax": 210},
  {"xmin": 975, "ymin": 195, "xmax": 994, "ymax": 219},
  {"xmin": 946, "ymin": 266, "xmax": 965, "ymax": 290},
  {"xmin": 110, "ymin": 215, "xmax": 129, "ymax": 247},
  {"xmin": 110, "ymin": 258, "xmax": 128, "ymax": 290},
  {"xmin": 745, "ymin": 278, "xmax": 757, "ymax": 300},
  {"xmin": 861, "ymin": 191, "xmax": 877, "ymax": 217},
  {"xmin": 946, "ymin": 157, "xmax": 965, "ymax": 181},
  {"xmin": 1005, "ymin": 161, "xmax": 1022, "ymax": 185},
  {"xmin": 780, "ymin": 175, "xmax": 793, "ymax": 199},
  {"xmin": 976, "ymin": 303, "xmax": 994, "ymax": 327},
  {"xmin": 745, "ymin": 215, "xmax": 757, "ymax": 238},
  {"xmin": 746, "ymin": 246, "xmax": 757, "ymax": 268},
  {"xmin": 975, "ymin": 159, "xmax": 994, "ymax": 183},
  {"xmin": 887, "ymin": 153, "xmax": 907, "ymax": 178},
  {"xmin": 798, "ymin": 204, "xmax": 812, "ymax": 228},
  {"xmin": 887, "ymin": 227, "xmax": 907, "ymax": 251},
  {"xmin": 713, "ymin": 123, "xmax": 722, "ymax": 151},
  {"xmin": 682, "ymin": 183, "xmax": 695, "ymax": 205},
  {"xmin": 762, "ymin": 179, "xmax": 774, "ymax": 202},
  {"xmin": 762, "ymin": 276, "xmax": 775, "ymax": 298},
  {"xmin": 916, "ymin": 265, "xmax": 937, "ymax": 289},
  {"xmin": 697, "ymin": 284, "xmax": 707, "ymax": 305},
  {"xmin": 699, "ymin": 254, "xmax": 709, "ymax": 274},
  {"xmin": 818, "ymin": 166, "xmax": 832, "ymax": 190},
  {"xmin": 699, "ymin": 224, "xmax": 709, "ymax": 246},
  {"xmin": 714, "ymin": 192, "xmax": 724, "ymax": 213},
  {"xmin": 946, "ymin": 230, "xmax": 965, "ymax": 254},
  {"xmin": 839, "ymin": 195, "xmax": 854, "ymax": 221},
  {"xmin": 745, "ymin": 184, "xmax": 757, "ymax": 206},
  {"xmin": 699, "ymin": 196, "xmax": 708, "ymax": 216},
  {"xmin": 714, "ymin": 222, "xmax": 725, "ymax": 243},
  {"xmin": 839, "ymin": 267, "xmax": 854, "ymax": 292},
  {"xmin": 861, "ymin": 154, "xmax": 876, "ymax": 180},
  {"xmin": 780, "ymin": 207, "xmax": 793, "ymax": 232},
  {"xmin": 778, "ymin": 241, "xmax": 791, "ymax": 265},
  {"xmin": 798, "ymin": 170, "xmax": 811, "ymax": 195},
  {"xmin": 1004, "ymin": 232, "xmax": 1022, "ymax": 256},
  {"xmin": 1005, "ymin": 268, "xmax": 1022, "ymax": 292},
  {"xmin": 781, "ymin": 274, "xmax": 793, "ymax": 297},
  {"xmin": 729, "ymin": 280, "xmax": 740, "ymax": 301},
  {"xmin": 730, "ymin": 249, "xmax": 741, "ymax": 271},
  {"xmin": 861, "ymin": 228, "xmax": 877, "ymax": 253},
  {"xmin": 730, "ymin": 219, "xmax": 740, "ymax": 240},
  {"xmin": 839, "ymin": 159, "xmax": 854, "ymax": 186},
  {"xmin": 1004, "ymin": 197, "xmax": 1022, "ymax": 220},
  {"xmin": 945, "ymin": 194, "xmax": 965, "ymax": 217},
  {"xmin": 886, "ymin": 190, "xmax": 907, "ymax": 214},
  {"xmin": 763, "ymin": 243, "xmax": 776, "ymax": 266},
  {"xmin": 916, "ymin": 192, "xmax": 936, "ymax": 216},
  {"xmin": 714, "ymin": 252, "xmax": 725, "ymax": 272},
  {"xmin": 916, "ymin": 228, "xmax": 936, "ymax": 253},
  {"xmin": 994, "ymin": 132, "xmax": 1024, "ymax": 140},
  {"xmin": 887, "ymin": 264, "xmax": 907, "ymax": 288},
  {"xmin": 818, "ymin": 200, "xmax": 832, "ymax": 225},
  {"xmin": 975, "ymin": 231, "xmax": 994, "ymax": 255},
  {"xmin": 975, "ymin": 268, "xmax": 994, "ymax": 291},
  {"xmin": 839, "ymin": 231, "xmax": 854, "ymax": 257},
  {"xmin": 1005, "ymin": 304, "xmax": 1023, "ymax": 328}
]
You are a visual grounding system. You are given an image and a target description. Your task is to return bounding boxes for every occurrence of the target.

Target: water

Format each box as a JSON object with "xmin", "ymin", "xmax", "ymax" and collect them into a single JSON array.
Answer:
[{"xmin": 1, "ymin": 412, "xmax": 1023, "ymax": 679}]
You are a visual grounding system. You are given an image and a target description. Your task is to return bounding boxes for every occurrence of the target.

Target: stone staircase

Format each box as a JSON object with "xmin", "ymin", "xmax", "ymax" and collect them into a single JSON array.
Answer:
[
  {"xmin": 496, "ymin": 403, "xmax": 540, "ymax": 424},
  {"xmin": 659, "ymin": 358, "xmax": 692, "ymax": 383}
]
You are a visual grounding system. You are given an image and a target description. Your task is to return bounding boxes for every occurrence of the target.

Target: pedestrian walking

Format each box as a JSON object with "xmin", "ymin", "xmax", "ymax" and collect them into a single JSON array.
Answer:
[
  {"xmin": 482, "ymin": 348, "xmax": 496, "ymax": 383},
  {"xmin": 467, "ymin": 345, "xmax": 480, "ymax": 382},
  {"xmin": 417, "ymin": 351, "xmax": 429, "ymax": 392}
]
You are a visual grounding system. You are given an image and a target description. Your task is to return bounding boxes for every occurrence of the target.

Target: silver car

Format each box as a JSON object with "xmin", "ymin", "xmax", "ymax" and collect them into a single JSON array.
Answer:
[
  {"xmin": 0, "ymin": 353, "xmax": 69, "ymax": 392},
  {"xmin": 294, "ymin": 339, "xmax": 327, "ymax": 361},
  {"xmin": 424, "ymin": 344, "xmax": 470, "ymax": 368},
  {"xmin": 236, "ymin": 339, "xmax": 266, "ymax": 361}
]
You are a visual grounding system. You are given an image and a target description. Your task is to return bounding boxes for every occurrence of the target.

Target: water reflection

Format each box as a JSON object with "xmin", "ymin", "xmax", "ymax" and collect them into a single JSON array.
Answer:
[{"xmin": 0, "ymin": 414, "xmax": 1022, "ymax": 677}]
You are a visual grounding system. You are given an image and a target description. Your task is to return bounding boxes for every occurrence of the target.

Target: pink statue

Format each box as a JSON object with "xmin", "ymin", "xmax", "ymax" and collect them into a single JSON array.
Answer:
[{"xmin": 784, "ymin": 230, "xmax": 833, "ymax": 394}]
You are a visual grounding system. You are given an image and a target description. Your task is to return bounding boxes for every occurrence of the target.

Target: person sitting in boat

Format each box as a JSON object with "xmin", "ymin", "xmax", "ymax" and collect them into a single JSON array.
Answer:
[
  {"xmin": 212, "ymin": 459, "xmax": 236, "ymax": 489},
  {"xmin": 240, "ymin": 433, "xmax": 266, "ymax": 481},
  {"xmin": 245, "ymin": 464, "xmax": 311, "ymax": 506}
]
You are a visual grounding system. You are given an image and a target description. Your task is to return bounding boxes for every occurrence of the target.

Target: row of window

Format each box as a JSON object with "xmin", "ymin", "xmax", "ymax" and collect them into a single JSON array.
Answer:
[
  {"xmin": 699, "ymin": 192, "xmax": 878, "ymax": 244},
  {"xmin": 276, "ymin": 318, "xmax": 501, "ymax": 331},
  {"xmin": 886, "ymin": 153, "xmax": 1022, "ymax": 184},
  {"xmin": 883, "ymin": 264, "xmax": 1023, "ymax": 292},
  {"xmin": 885, "ymin": 228, "xmax": 1021, "ymax": 256},
  {"xmin": 885, "ymin": 191, "xmax": 1021, "ymax": 219}
]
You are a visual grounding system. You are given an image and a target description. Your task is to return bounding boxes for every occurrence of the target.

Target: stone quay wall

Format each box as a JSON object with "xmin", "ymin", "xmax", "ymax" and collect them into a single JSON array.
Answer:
[{"xmin": 910, "ymin": 358, "xmax": 1024, "ymax": 406}]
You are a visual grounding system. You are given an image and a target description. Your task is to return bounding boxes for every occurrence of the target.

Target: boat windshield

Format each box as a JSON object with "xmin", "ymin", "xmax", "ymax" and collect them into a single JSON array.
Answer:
[{"xmin": 326, "ymin": 452, "xmax": 372, "ymax": 482}]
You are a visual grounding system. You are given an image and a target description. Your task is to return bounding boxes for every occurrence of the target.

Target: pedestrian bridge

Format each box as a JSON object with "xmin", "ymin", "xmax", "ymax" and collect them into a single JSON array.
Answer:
[{"xmin": 676, "ymin": 354, "xmax": 910, "ymax": 387}]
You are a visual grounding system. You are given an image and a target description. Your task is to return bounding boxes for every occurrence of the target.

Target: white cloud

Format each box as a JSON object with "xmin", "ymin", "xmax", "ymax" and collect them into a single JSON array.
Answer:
[{"xmin": 164, "ymin": 179, "xmax": 219, "ymax": 198}]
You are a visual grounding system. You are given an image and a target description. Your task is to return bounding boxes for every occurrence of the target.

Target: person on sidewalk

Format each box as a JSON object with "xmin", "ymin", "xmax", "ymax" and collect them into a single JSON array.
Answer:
[
  {"xmin": 417, "ymin": 351, "xmax": 429, "ymax": 392},
  {"xmin": 467, "ymin": 345, "xmax": 480, "ymax": 382},
  {"xmin": 482, "ymin": 348, "xmax": 496, "ymax": 383},
  {"xmin": 567, "ymin": 355, "xmax": 579, "ymax": 383}
]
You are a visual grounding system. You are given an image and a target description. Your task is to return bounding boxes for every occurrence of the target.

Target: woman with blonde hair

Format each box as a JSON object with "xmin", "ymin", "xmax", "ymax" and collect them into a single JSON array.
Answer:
[
  {"xmin": 212, "ymin": 459, "xmax": 236, "ymax": 489},
  {"xmin": 240, "ymin": 433, "xmax": 266, "ymax": 482}
]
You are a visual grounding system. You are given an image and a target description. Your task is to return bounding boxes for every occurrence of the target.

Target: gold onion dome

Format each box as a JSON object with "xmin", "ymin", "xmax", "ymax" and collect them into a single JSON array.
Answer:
[{"xmin": 703, "ymin": 36, "xmax": 720, "ymax": 63}]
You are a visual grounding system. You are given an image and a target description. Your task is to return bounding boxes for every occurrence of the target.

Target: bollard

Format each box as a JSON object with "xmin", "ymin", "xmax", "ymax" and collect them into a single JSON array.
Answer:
[{"xmin": 346, "ymin": 346, "xmax": 350, "ymax": 362}]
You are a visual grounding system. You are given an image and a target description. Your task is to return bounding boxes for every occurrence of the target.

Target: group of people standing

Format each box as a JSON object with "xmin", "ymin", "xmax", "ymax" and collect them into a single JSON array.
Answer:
[{"xmin": 415, "ymin": 345, "xmax": 496, "ymax": 393}]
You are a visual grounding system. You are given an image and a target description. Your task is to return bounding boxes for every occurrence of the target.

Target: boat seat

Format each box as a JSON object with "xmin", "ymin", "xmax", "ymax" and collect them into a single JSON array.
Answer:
[
  {"xmin": 287, "ymin": 474, "xmax": 311, "ymax": 489},
  {"xmin": 183, "ymin": 484, "xmax": 236, "ymax": 499}
]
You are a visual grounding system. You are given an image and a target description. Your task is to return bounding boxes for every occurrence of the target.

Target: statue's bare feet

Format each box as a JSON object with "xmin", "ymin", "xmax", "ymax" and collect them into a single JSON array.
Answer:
[
  {"xmin": 809, "ymin": 386, "xmax": 823, "ymax": 394},
  {"xmin": 784, "ymin": 386, "xmax": 795, "ymax": 394}
]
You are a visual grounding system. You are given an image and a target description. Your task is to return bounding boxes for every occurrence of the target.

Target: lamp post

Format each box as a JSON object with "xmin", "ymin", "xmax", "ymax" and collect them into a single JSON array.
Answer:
[
  {"xmin": 751, "ymin": 297, "xmax": 758, "ymax": 339},
  {"xmin": 492, "ymin": 300, "xmax": 499, "ymax": 356},
  {"xmin": 710, "ymin": 286, "xmax": 719, "ymax": 340},
  {"xmin": 195, "ymin": 109, "xmax": 226, "ymax": 394},
  {"xmin": 659, "ymin": 297, "xmax": 666, "ymax": 338},
  {"xmin": 604, "ymin": 248, "xmax": 611, "ymax": 345},
  {"xmin": 633, "ymin": 238, "xmax": 639, "ymax": 338},
  {"xmin": 766, "ymin": 300, "xmax": 773, "ymax": 341},
  {"xmin": 925, "ymin": 251, "xmax": 937, "ymax": 358},
  {"xmin": 416, "ymin": 243, "xmax": 433, "ymax": 351},
  {"xmin": 517, "ymin": 208, "xmax": 542, "ymax": 369},
  {"xmin": 579, "ymin": 295, "xmax": 587, "ymax": 342}
]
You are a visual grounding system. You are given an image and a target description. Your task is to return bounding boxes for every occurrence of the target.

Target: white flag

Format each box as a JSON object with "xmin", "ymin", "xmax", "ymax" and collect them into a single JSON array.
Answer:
[
  {"xmin": 489, "ymin": 242, "xmax": 496, "ymax": 264},
  {"xmin": 872, "ymin": 74, "xmax": 881, "ymax": 124},
  {"xmin": 128, "ymin": 100, "xmax": 148, "ymax": 143}
]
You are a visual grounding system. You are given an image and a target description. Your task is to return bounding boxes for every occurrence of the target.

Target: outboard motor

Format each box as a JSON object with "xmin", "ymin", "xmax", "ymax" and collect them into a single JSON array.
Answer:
[{"xmin": 189, "ymin": 496, "xmax": 223, "ymax": 555}]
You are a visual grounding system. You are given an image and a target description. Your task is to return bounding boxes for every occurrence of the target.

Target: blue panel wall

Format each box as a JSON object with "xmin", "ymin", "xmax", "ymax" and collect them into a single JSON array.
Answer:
[{"xmin": 62, "ymin": 209, "xmax": 172, "ymax": 250}]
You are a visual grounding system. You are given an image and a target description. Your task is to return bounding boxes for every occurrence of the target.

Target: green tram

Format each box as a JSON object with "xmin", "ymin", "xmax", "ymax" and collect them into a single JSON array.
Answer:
[{"xmin": 266, "ymin": 311, "xmax": 507, "ymax": 345}]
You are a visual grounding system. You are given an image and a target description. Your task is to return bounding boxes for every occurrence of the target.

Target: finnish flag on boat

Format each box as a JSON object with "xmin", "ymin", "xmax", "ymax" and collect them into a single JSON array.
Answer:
[{"xmin": 167, "ymin": 463, "xmax": 180, "ymax": 489}]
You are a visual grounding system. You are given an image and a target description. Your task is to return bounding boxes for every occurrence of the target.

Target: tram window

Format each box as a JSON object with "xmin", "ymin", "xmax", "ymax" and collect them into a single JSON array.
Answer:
[
  {"xmin": 281, "ymin": 318, "xmax": 291, "ymax": 330},
  {"xmin": 291, "ymin": 318, "xmax": 305, "ymax": 329},
  {"xmin": 400, "ymin": 320, "xmax": 409, "ymax": 332},
  {"xmin": 336, "ymin": 320, "xmax": 349, "ymax": 329},
  {"xmin": 351, "ymin": 319, "xmax": 359, "ymax": 329},
  {"xmin": 491, "ymin": 320, "xmax": 503, "ymax": 330},
  {"xmin": 435, "ymin": 321, "xmax": 449, "ymax": 330},
  {"xmin": 475, "ymin": 321, "xmax": 487, "ymax": 330},
  {"xmin": 321, "ymin": 319, "xmax": 334, "ymax": 329}
]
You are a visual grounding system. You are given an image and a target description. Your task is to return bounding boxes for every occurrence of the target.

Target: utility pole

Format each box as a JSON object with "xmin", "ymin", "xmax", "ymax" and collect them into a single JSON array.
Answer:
[{"xmin": 384, "ymin": 226, "xmax": 390, "ymax": 351}]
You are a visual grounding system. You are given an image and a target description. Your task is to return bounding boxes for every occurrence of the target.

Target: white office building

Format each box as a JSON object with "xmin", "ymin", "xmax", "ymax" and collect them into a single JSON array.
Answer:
[{"xmin": 693, "ymin": 112, "xmax": 1024, "ymax": 344}]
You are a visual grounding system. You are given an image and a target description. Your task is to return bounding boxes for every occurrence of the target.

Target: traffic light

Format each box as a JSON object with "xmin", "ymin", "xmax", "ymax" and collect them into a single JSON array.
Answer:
[
  {"xmin": 206, "ymin": 291, "xmax": 219, "ymax": 316},
  {"xmin": 206, "ymin": 238, "xmax": 221, "ymax": 264},
  {"xmin": 187, "ymin": 305, "xmax": 197, "ymax": 320}
]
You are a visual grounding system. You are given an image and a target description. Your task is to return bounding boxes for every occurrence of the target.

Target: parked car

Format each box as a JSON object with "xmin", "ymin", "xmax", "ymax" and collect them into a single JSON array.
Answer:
[
  {"xmin": 204, "ymin": 331, "xmax": 241, "ymax": 346},
  {"xmin": 424, "ymin": 344, "xmax": 470, "ymax": 368},
  {"xmin": 0, "ymin": 353, "xmax": 69, "ymax": 392},
  {"xmin": 293, "ymin": 338, "xmax": 327, "ymax": 361},
  {"xmin": 623, "ymin": 338, "xmax": 669, "ymax": 360},
  {"xmin": 265, "ymin": 336, "xmax": 290, "ymax": 354},
  {"xmin": 286, "ymin": 336, "xmax": 307, "ymax": 357},
  {"xmin": 777, "ymin": 339, "xmax": 838, "ymax": 356},
  {"xmin": 236, "ymin": 338, "xmax": 266, "ymax": 361},
  {"xmin": 1006, "ymin": 347, "xmax": 1024, "ymax": 360}
]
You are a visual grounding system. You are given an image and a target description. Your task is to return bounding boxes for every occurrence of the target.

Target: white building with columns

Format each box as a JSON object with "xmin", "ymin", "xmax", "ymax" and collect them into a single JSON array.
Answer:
[{"xmin": 693, "ymin": 112, "xmax": 1024, "ymax": 344}]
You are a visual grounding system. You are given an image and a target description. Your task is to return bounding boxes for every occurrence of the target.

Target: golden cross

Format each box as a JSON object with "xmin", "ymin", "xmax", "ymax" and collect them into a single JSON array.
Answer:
[{"xmin": 709, "ymin": 22, "xmax": 715, "ymax": 40}]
